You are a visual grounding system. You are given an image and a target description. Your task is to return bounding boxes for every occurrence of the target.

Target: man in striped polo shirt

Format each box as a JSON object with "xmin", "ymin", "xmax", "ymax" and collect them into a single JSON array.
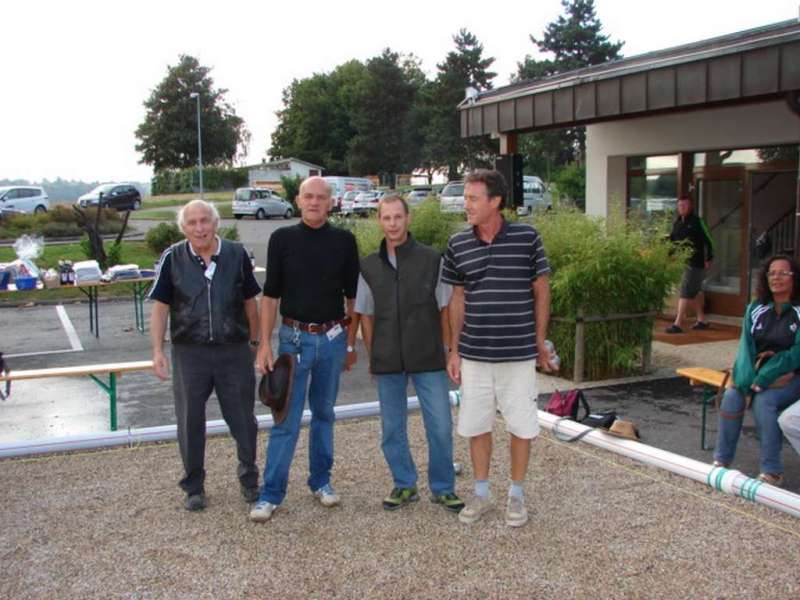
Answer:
[{"xmin": 443, "ymin": 169, "xmax": 554, "ymax": 527}]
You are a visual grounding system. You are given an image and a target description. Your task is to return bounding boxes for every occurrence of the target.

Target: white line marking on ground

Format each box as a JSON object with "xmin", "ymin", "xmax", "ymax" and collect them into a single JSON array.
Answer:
[
  {"xmin": 56, "ymin": 305, "xmax": 83, "ymax": 351},
  {"xmin": 5, "ymin": 348, "xmax": 83, "ymax": 358}
]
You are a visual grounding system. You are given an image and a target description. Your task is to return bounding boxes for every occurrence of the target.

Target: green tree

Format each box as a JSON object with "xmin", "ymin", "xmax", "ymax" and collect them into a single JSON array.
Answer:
[
  {"xmin": 135, "ymin": 55, "xmax": 250, "ymax": 171},
  {"xmin": 423, "ymin": 29, "xmax": 498, "ymax": 180},
  {"xmin": 270, "ymin": 60, "xmax": 368, "ymax": 174},
  {"xmin": 516, "ymin": 0, "xmax": 623, "ymax": 170},
  {"xmin": 347, "ymin": 49, "xmax": 424, "ymax": 180}
]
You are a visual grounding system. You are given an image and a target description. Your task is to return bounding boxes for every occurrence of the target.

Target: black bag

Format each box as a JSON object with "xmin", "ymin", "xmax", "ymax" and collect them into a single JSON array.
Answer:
[{"xmin": 552, "ymin": 410, "xmax": 618, "ymax": 443}]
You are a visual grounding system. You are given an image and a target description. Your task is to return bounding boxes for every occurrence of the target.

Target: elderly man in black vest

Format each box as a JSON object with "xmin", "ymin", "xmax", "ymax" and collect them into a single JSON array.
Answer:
[
  {"xmin": 149, "ymin": 199, "xmax": 261, "ymax": 511},
  {"xmin": 350, "ymin": 194, "xmax": 464, "ymax": 513}
]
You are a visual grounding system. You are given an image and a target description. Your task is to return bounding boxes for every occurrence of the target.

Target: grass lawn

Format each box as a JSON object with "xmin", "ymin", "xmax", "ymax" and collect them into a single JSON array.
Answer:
[
  {"xmin": 142, "ymin": 191, "xmax": 231, "ymax": 209},
  {"xmin": 0, "ymin": 241, "xmax": 159, "ymax": 304},
  {"xmin": 132, "ymin": 201, "xmax": 233, "ymax": 221}
]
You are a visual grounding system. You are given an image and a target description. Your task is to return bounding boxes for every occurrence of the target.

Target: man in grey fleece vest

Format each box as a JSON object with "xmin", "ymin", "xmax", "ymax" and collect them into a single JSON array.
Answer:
[{"xmin": 350, "ymin": 195, "xmax": 464, "ymax": 513}]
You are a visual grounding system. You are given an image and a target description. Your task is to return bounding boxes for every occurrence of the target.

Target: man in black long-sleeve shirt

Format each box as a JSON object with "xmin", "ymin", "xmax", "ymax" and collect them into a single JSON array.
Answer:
[
  {"xmin": 666, "ymin": 196, "xmax": 714, "ymax": 333},
  {"xmin": 250, "ymin": 176, "xmax": 360, "ymax": 522}
]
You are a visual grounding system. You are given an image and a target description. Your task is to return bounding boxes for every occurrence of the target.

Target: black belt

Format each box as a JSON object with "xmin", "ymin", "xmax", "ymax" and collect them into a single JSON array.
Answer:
[{"xmin": 282, "ymin": 316, "xmax": 351, "ymax": 335}]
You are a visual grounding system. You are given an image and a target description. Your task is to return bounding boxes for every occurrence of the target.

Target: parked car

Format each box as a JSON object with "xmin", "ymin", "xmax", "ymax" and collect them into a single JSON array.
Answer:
[
  {"xmin": 439, "ymin": 181, "xmax": 465, "ymax": 213},
  {"xmin": 232, "ymin": 187, "xmax": 294, "ymax": 220},
  {"xmin": 405, "ymin": 187, "xmax": 433, "ymax": 206},
  {"xmin": 516, "ymin": 176, "xmax": 552, "ymax": 215},
  {"xmin": 323, "ymin": 176, "xmax": 373, "ymax": 213},
  {"xmin": 339, "ymin": 190, "xmax": 362, "ymax": 216},
  {"xmin": 0, "ymin": 206, "xmax": 26, "ymax": 221},
  {"xmin": 348, "ymin": 190, "xmax": 386, "ymax": 217},
  {"xmin": 77, "ymin": 183, "xmax": 141, "ymax": 211},
  {"xmin": 0, "ymin": 186, "xmax": 49, "ymax": 214}
]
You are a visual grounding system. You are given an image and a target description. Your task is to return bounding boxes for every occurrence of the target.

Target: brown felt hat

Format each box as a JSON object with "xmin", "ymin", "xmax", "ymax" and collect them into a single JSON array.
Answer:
[
  {"xmin": 604, "ymin": 419, "xmax": 641, "ymax": 442},
  {"xmin": 258, "ymin": 353, "xmax": 295, "ymax": 425}
]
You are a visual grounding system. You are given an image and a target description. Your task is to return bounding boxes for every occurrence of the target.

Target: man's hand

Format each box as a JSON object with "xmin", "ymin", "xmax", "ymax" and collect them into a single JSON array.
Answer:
[
  {"xmin": 344, "ymin": 347, "xmax": 357, "ymax": 371},
  {"xmin": 255, "ymin": 345, "xmax": 275, "ymax": 375},
  {"xmin": 537, "ymin": 341, "xmax": 554, "ymax": 373},
  {"xmin": 153, "ymin": 350, "xmax": 170, "ymax": 381},
  {"xmin": 447, "ymin": 351, "xmax": 461, "ymax": 385}
]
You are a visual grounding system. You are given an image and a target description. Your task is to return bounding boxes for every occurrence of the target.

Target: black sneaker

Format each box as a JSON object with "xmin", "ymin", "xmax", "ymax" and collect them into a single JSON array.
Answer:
[
  {"xmin": 241, "ymin": 485, "xmax": 259, "ymax": 503},
  {"xmin": 431, "ymin": 492, "xmax": 465, "ymax": 513},
  {"xmin": 691, "ymin": 321, "xmax": 710, "ymax": 330},
  {"xmin": 665, "ymin": 324, "xmax": 683, "ymax": 334},
  {"xmin": 184, "ymin": 493, "xmax": 207, "ymax": 511},
  {"xmin": 382, "ymin": 486, "xmax": 419, "ymax": 511}
]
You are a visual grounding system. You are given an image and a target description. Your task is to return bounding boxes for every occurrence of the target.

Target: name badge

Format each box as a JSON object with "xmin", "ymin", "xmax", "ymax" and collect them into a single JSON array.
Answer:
[
  {"xmin": 326, "ymin": 323, "xmax": 343, "ymax": 341},
  {"xmin": 204, "ymin": 261, "xmax": 216, "ymax": 281}
]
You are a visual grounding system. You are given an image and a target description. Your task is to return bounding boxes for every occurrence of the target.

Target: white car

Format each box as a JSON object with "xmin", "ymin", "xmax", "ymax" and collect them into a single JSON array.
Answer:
[
  {"xmin": 339, "ymin": 191, "xmax": 362, "ymax": 216},
  {"xmin": 405, "ymin": 188, "xmax": 432, "ymax": 206},
  {"xmin": 439, "ymin": 181, "xmax": 465, "ymax": 213},
  {"xmin": 516, "ymin": 176, "xmax": 552, "ymax": 216},
  {"xmin": 0, "ymin": 186, "xmax": 49, "ymax": 214},
  {"xmin": 232, "ymin": 188, "xmax": 294, "ymax": 220},
  {"xmin": 350, "ymin": 191, "xmax": 385, "ymax": 217}
]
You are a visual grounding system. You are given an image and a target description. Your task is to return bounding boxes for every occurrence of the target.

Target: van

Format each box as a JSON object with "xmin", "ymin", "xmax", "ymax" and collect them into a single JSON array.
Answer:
[
  {"xmin": 516, "ymin": 176, "xmax": 551, "ymax": 215},
  {"xmin": 323, "ymin": 177, "xmax": 373, "ymax": 213}
]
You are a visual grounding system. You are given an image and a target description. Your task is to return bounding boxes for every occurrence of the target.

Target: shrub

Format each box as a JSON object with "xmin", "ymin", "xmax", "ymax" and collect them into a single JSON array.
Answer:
[
  {"xmin": 552, "ymin": 163, "xmax": 586, "ymax": 208},
  {"xmin": 280, "ymin": 175, "xmax": 302, "ymax": 209},
  {"xmin": 151, "ymin": 166, "xmax": 249, "ymax": 195},
  {"xmin": 218, "ymin": 225, "xmax": 239, "ymax": 241},
  {"xmin": 145, "ymin": 223, "xmax": 184, "ymax": 254},
  {"xmin": 528, "ymin": 207, "xmax": 689, "ymax": 379},
  {"xmin": 106, "ymin": 242, "xmax": 123, "ymax": 267},
  {"xmin": 0, "ymin": 206, "xmax": 123, "ymax": 239}
]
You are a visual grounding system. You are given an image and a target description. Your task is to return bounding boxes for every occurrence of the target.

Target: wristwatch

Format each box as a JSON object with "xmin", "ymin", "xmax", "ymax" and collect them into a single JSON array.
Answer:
[
  {"xmin": 346, "ymin": 345, "xmax": 355, "ymax": 353},
  {"xmin": 249, "ymin": 340, "xmax": 260, "ymax": 348}
]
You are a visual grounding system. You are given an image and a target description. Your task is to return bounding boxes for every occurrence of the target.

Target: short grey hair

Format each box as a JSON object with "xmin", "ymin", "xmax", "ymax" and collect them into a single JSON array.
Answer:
[{"xmin": 177, "ymin": 199, "xmax": 220, "ymax": 229}]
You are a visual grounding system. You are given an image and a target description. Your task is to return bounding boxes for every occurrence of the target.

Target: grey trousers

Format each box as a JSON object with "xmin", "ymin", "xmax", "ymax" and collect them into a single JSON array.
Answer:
[{"xmin": 171, "ymin": 342, "xmax": 258, "ymax": 495}]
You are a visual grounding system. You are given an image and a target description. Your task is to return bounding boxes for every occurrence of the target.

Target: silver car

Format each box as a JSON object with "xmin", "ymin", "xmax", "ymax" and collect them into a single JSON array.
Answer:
[
  {"xmin": 0, "ymin": 186, "xmax": 49, "ymax": 214},
  {"xmin": 439, "ymin": 181, "xmax": 465, "ymax": 213},
  {"xmin": 232, "ymin": 188, "xmax": 294, "ymax": 220}
]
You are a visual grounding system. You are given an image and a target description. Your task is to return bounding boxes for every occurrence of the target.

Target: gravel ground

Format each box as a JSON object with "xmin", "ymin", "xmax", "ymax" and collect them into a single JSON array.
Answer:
[{"xmin": 2, "ymin": 410, "xmax": 799, "ymax": 599}]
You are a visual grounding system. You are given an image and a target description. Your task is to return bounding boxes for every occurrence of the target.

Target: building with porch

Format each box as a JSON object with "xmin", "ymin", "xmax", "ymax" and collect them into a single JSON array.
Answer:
[
  {"xmin": 247, "ymin": 157, "xmax": 324, "ymax": 190},
  {"xmin": 459, "ymin": 19, "xmax": 800, "ymax": 318}
]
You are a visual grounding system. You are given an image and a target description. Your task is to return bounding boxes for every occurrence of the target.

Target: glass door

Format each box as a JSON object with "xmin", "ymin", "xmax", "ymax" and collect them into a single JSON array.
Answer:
[{"xmin": 695, "ymin": 176, "xmax": 747, "ymax": 316}]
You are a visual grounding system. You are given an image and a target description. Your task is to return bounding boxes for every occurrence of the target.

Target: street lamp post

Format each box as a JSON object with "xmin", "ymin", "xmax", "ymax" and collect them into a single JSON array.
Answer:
[{"xmin": 189, "ymin": 92, "xmax": 204, "ymax": 199}]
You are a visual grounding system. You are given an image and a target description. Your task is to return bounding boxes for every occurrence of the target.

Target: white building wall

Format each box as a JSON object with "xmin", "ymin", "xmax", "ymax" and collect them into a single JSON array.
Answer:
[{"xmin": 585, "ymin": 100, "xmax": 800, "ymax": 218}]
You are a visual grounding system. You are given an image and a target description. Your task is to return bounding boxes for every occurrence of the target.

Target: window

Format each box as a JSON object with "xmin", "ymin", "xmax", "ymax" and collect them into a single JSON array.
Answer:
[{"xmin": 627, "ymin": 155, "xmax": 678, "ymax": 217}]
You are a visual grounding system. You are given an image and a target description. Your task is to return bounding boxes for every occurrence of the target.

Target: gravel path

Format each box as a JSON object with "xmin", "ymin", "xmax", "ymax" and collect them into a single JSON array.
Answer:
[{"xmin": 2, "ymin": 409, "xmax": 799, "ymax": 599}]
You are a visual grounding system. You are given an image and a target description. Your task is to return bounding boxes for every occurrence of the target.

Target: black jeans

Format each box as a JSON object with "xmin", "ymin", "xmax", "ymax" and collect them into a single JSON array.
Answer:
[{"xmin": 171, "ymin": 342, "xmax": 258, "ymax": 495}]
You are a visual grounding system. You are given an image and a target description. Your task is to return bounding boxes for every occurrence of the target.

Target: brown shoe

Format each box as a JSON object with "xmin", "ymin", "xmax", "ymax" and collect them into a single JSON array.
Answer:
[{"xmin": 757, "ymin": 473, "xmax": 783, "ymax": 487}]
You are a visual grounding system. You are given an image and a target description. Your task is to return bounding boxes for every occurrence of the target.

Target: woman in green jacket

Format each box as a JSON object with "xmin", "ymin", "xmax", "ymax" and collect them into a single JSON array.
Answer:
[{"xmin": 713, "ymin": 254, "xmax": 800, "ymax": 487}]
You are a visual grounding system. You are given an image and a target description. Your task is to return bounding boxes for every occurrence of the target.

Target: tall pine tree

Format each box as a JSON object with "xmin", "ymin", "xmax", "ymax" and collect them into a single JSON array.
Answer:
[
  {"xmin": 423, "ymin": 29, "xmax": 497, "ymax": 181},
  {"xmin": 516, "ymin": 0, "xmax": 623, "ymax": 173}
]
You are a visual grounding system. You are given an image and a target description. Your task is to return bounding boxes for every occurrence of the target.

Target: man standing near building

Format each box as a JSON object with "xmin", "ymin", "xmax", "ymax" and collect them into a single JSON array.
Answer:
[
  {"xmin": 250, "ymin": 176, "xmax": 359, "ymax": 523},
  {"xmin": 443, "ymin": 169, "xmax": 553, "ymax": 528},
  {"xmin": 666, "ymin": 196, "xmax": 714, "ymax": 333},
  {"xmin": 150, "ymin": 199, "xmax": 261, "ymax": 511},
  {"xmin": 352, "ymin": 195, "xmax": 464, "ymax": 513}
]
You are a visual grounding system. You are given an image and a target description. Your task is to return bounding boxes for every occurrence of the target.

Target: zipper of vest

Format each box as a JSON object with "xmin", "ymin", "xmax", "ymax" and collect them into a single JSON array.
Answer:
[{"xmin": 207, "ymin": 280, "xmax": 213, "ymax": 341}]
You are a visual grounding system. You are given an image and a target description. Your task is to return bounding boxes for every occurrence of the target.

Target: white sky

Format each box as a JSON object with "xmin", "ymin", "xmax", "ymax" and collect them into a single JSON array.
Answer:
[{"xmin": 2, "ymin": 0, "xmax": 798, "ymax": 184}]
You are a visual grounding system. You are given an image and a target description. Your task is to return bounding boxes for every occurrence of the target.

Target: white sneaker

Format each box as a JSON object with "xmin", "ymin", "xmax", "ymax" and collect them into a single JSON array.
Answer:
[
  {"xmin": 313, "ymin": 484, "xmax": 340, "ymax": 507},
  {"xmin": 249, "ymin": 501, "xmax": 278, "ymax": 522},
  {"xmin": 506, "ymin": 495, "xmax": 528, "ymax": 528},
  {"xmin": 458, "ymin": 494, "xmax": 493, "ymax": 524}
]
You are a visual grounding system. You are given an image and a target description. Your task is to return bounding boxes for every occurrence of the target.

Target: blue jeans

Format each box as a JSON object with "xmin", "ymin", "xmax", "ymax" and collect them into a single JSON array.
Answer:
[
  {"xmin": 376, "ymin": 370, "xmax": 455, "ymax": 496},
  {"xmin": 714, "ymin": 376, "xmax": 800, "ymax": 474},
  {"xmin": 258, "ymin": 324, "xmax": 347, "ymax": 504}
]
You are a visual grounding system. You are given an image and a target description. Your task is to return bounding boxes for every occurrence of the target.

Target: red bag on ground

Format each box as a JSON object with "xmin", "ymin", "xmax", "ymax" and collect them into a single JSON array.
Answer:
[{"xmin": 545, "ymin": 389, "xmax": 590, "ymax": 421}]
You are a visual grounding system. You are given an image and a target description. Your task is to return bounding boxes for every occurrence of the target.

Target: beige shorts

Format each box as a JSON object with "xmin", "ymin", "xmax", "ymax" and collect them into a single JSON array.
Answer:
[{"xmin": 457, "ymin": 358, "xmax": 539, "ymax": 439}]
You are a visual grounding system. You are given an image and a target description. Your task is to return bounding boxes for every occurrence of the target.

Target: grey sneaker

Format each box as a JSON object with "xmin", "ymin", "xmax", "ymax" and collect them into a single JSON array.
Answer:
[
  {"xmin": 184, "ymin": 493, "xmax": 207, "ymax": 512},
  {"xmin": 313, "ymin": 484, "xmax": 340, "ymax": 507},
  {"xmin": 458, "ymin": 494, "xmax": 493, "ymax": 524},
  {"xmin": 249, "ymin": 500, "xmax": 278, "ymax": 522},
  {"xmin": 506, "ymin": 495, "xmax": 528, "ymax": 527}
]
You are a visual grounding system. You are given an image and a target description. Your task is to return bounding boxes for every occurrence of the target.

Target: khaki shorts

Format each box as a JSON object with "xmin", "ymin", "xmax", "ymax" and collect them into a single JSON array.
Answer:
[{"xmin": 457, "ymin": 358, "xmax": 539, "ymax": 439}]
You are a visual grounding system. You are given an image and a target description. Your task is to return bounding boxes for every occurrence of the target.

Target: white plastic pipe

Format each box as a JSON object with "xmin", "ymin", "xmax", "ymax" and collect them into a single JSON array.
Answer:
[
  {"xmin": 0, "ymin": 395, "xmax": 432, "ymax": 459},
  {"xmin": 541, "ymin": 411, "xmax": 800, "ymax": 519}
]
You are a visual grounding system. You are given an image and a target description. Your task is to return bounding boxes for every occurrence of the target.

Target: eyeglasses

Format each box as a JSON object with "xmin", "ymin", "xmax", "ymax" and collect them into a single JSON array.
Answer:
[{"xmin": 767, "ymin": 270, "xmax": 794, "ymax": 278}]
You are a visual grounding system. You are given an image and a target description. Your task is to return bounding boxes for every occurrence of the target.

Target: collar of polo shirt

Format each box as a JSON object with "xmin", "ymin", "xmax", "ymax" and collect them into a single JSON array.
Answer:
[{"xmin": 187, "ymin": 235, "xmax": 222, "ymax": 263}]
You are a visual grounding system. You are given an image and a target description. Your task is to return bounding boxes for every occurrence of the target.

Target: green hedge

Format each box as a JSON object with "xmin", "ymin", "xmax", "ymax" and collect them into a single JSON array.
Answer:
[
  {"xmin": 343, "ymin": 202, "xmax": 687, "ymax": 380},
  {"xmin": 0, "ymin": 206, "xmax": 124, "ymax": 239},
  {"xmin": 151, "ymin": 166, "xmax": 249, "ymax": 195}
]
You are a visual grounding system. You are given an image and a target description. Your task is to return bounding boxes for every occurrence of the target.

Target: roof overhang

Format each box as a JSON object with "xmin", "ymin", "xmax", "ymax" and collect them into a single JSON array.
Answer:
[{"xmin": 460, "ymin": 20, "xmax": 800, "ymax": 138}]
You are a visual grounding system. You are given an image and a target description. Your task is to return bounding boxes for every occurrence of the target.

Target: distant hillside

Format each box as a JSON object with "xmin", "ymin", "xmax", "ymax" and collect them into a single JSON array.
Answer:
[{"xmin": 0, "ymin": 178, "xmax": 151, "ymax": 203}]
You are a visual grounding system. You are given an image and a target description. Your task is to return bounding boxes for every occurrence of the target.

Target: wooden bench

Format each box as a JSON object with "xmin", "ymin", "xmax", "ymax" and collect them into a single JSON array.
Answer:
[
  {"xmin": 676, "ymin": 367, "xmax": 728, "ymax": 451},
  {"xmin": 0, "ymin": 360, "xmax": 154, "ymax": 431}
]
